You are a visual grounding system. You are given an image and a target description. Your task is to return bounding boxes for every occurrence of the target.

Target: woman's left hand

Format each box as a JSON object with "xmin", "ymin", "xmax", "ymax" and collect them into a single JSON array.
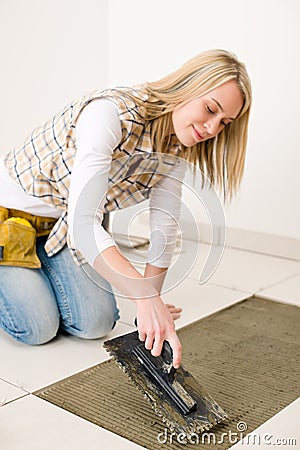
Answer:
[{"xmin": 166, "ymin": 303, "xmax": 182, "ymax": 321}]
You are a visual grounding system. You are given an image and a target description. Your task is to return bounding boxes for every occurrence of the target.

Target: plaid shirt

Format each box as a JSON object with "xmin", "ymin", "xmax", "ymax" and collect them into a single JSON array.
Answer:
[{"xmin": 4, "ymin": 87, "xmax": 182, "ymax": 263}]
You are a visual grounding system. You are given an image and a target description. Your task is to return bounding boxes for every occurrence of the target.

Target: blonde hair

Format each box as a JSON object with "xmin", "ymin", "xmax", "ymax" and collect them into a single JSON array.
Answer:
[{"xmin": 125, "ymin": 49, "xmax": 252, "ymax": 201}]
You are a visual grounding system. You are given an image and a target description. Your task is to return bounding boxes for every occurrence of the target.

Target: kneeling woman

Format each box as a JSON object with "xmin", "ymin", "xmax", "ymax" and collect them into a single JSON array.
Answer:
[{"xmin": 0, "ymin": 49, "xmax": 252, "ymax": 368}]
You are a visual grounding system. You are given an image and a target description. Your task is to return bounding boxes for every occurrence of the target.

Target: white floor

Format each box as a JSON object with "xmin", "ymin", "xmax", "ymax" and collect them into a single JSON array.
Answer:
[{"xmin": 1, "ymin": 242, "xmax": 300, "ymax": 450}]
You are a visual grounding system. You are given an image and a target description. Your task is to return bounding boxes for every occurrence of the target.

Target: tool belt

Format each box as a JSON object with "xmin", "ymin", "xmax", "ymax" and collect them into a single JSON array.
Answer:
[{"xmin": 0, "ymin": 206, "xmax": 57, "ymax": 269}]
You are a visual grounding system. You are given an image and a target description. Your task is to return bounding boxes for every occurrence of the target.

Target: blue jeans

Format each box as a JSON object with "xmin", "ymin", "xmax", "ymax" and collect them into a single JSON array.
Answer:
[{"xmin": 0, "ymin": 237, "xmax": 119, "ymax": 345}]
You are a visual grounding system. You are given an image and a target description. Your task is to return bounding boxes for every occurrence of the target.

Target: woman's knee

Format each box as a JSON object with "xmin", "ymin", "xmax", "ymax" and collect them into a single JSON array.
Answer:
[
  {"xmin": 54, "ymin": 262, "xmax": 120, "ymax": 339},
  {"xmin": 63, "ymin": 291, "xmax": 119, "ymax": 340},
  {"xmin": 17, "ymin": 317, "xmax": 59, "ymax": 345},
  {"xmin": 0, "ymin": 307, "xmax": 60, "ymax": 345},
  {"xmin": 83, "ymin": 307, "xmax": 118, "ymax": 339},
  {"xmin": 0, "ymin": 266, "xmax": 60, "ymax": 345}
]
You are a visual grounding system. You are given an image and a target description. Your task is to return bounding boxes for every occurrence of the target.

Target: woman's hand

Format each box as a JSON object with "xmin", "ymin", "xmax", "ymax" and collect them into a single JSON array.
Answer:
[
  {"xmin": 166, "ymin": 303, "xmax": 182, "ymax": 321},
  {"xmin": 136, "ymin": 296, "xmax": 182, "ymax": 368},
  {"xmin": 93, "ymin": 249, "xmax": 182, "ymax": 366}
]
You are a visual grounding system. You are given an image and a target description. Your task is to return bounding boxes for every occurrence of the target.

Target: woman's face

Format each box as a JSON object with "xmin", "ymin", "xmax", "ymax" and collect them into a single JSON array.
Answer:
[{"xmin": 171, "ymin": 80, "xmax": 244, "ymax": 147}]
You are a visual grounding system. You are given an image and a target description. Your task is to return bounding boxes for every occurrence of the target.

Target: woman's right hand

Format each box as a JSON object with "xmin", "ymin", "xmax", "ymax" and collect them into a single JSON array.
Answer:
[{"xmin": 135, "ymin": 295, "xmax": 182, "ymax": 368}]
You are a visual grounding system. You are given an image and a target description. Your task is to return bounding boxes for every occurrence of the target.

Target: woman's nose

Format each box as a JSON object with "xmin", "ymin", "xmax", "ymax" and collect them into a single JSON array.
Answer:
[{"xmin": 204, "ymin": 119, "xmax": 220, "ymax": 136}]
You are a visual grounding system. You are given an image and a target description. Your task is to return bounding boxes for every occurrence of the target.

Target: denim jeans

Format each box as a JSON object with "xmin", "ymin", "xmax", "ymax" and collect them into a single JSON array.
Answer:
[{"xmin": 0, "ymin": 237, "xmax": 119, "ymax": 345}]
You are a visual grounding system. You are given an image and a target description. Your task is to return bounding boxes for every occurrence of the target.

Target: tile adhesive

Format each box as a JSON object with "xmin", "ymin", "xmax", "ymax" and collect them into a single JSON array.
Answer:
[{"xmin": 36, "ymin": 297, "xmax": 300, "ymax": 449}]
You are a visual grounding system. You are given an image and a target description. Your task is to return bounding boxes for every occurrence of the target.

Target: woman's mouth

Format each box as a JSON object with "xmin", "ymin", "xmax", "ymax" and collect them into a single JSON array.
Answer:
[{"xmin": 192, "ymin": 126, "xmax": 204, "ymax": 141}]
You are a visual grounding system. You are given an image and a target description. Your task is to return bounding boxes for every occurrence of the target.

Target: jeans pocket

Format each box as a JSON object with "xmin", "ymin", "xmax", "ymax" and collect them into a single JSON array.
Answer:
[{"xmin": 0, "ymin": 218, "xmax": 41, "ymax": 268}]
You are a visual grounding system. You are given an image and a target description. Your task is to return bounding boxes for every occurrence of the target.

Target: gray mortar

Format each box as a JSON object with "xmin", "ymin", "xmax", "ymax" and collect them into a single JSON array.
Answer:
[{"xmin": 37, "ymin": 297, "xmax": 300, "ymax": 449}]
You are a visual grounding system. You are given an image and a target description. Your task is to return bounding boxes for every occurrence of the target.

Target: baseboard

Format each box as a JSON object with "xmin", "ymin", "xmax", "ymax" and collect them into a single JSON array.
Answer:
[{"xmin": 181, "ymin": 219, "xmax": 300, "ymax": 262}]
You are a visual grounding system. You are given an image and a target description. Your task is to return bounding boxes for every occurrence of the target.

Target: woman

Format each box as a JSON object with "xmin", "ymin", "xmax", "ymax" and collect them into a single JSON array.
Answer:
[{"xmin": 0, "ymin": 49, "xmax": 251, "ymax": 368}]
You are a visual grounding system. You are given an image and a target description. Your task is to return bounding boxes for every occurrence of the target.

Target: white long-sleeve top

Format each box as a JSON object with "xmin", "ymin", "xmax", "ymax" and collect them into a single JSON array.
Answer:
[{"xmin": 0, "ymin": 99, "xmax": 186, "ymax": 267}]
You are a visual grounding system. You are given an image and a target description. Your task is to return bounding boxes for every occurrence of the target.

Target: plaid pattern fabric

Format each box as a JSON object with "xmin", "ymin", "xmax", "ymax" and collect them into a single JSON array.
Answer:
[{"xmin": 3, "ymin": 87, "xmax": 182, "ymax": 263}]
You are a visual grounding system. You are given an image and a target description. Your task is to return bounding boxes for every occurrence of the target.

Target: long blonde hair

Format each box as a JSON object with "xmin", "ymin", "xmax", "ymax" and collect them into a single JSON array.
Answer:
[{"xmin": 125, "ymin": 49, "xmax": 252, "ymax": 201}]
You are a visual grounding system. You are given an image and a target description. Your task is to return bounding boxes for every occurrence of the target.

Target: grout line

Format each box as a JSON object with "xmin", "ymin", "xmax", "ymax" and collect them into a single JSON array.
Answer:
[
  {"xmin": 204, "ymin": 281, "xmax": 253, "ymax": 294},
  {"xmin": 0, "ymin": 392, "xmax": 29, "ymax": 408},
  {"xmin": 224, "ymin": 244, "xmax": 300, "ymax": 262},
  {"xmin": 254, "ymin": 272, "xmax": 300, "ymax": 294},
  {"xmin": 0, "ymin": 377, "xmax": 30, "ymax": 394},
  {"xmin": 183, "ymin": 236, "xmax": 300, "ymax": 263},
  {"xmin": 183, "ymin": 266, "xmax": 300, "ymax": 296},
  {"xmin": 175, "ymin": 275, "xmax": 254, "ymax": 295}
]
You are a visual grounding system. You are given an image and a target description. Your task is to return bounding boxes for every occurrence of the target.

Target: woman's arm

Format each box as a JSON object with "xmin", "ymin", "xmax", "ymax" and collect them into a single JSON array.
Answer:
[
  {"xmin": 68, "ymin": 98, "xmax": 182, "ymax": 367},
  {"xmin": 93, "ymin": 247, "xmax": 182, "ymax": 368},
  {"xmin": 147, "ymin": 158, "xmax": 186, "ymax": 268},
  {"xmin": 143, "ymin": 263, "xmax": 168, "ymax": 294},
  {"xmin": 143, "ymin": 263, "xmax": 182, "ymax": 321}
]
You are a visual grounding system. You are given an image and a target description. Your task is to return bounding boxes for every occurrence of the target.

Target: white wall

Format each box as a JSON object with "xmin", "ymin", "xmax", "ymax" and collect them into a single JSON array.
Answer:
[
  {"xmin": 1, "ymin": 0, "xmax": 299, "ymax": 258},
  {"xmin": 0, "ymin": 0, "xmax": 109, "ymax": 153},
  {"xmin": 108, "ymin": 0, "xmax": 300, "ymax": 254}
]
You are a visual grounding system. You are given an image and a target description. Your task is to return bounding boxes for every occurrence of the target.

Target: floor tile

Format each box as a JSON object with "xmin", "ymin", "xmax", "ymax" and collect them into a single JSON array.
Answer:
[
  {"xmin": 188, "ymin": 244, "xmax": 300, "ymax": 294},
  {"xmin": 2, "ymin": 236, "xmax": 299, "ymax": 450},
  {"xmin": 162, "ymin": 277, "xmax": 249, "ymax": 329},
  {"xmin": 117, "ymin": 275, "xmax": 249, "ymax": 330},
  {"xmin": 0, "ymin": 395, "xmax": 143, "ymax": 450},
  {"xmin": 0, "ymin": 322, "xmax": 135, "ymax": 393},
  {"xmin": 0, "ymin": 379, "xmax": 27, "ymax": 406},
  {"xmin": 157, "ymin": 239, "xmax": 211, "ymax": 285},
  {"xmin": 123, "ymin": 238, "xmax": 300, "ymax": 296},
  {"xmin": 258, "ymin": 274, "xmax": 300, "ymax": 307},
  {"xmin": 230, "ymin": 397, "xmax": 300, "ymax": 449}
]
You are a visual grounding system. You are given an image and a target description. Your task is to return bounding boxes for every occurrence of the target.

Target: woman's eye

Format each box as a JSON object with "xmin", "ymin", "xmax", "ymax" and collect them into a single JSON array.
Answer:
[
  {"xmin": 206, "ymin": 105, "xmax": 215, "ymax": 114},
  {"xmin": 206, "ymin": 104, "xmax": 230, "ymax": 127}
]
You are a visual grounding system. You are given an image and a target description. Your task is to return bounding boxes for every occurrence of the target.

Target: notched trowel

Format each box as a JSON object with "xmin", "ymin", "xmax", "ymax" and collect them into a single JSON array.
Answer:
[{"xmin": 104, "ymin": 331, "xmax": 227, "ymax": 436}]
